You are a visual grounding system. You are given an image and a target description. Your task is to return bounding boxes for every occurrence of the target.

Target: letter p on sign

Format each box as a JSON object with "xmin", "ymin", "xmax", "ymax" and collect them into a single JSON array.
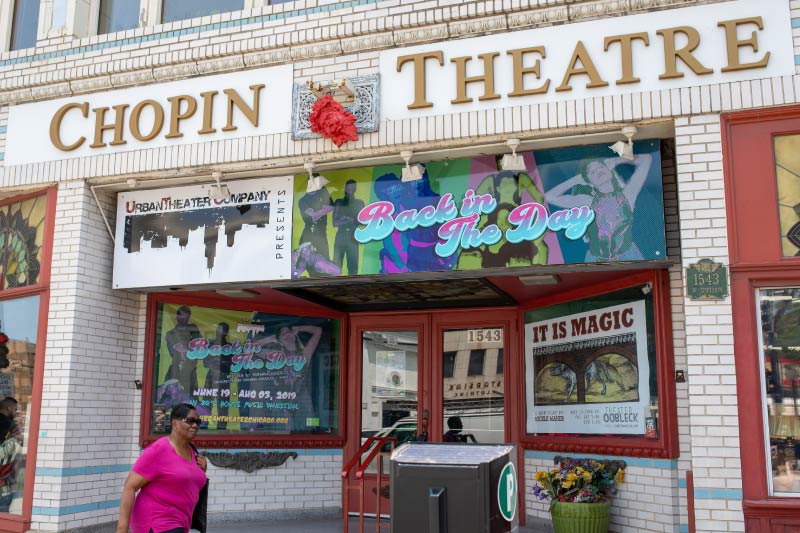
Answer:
[{"xmin": 498, "ymin": 462, "xmax": 517, "ymax": 522}]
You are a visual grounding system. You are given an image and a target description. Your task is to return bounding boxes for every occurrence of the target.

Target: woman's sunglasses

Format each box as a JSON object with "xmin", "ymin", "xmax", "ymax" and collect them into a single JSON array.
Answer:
[{"xmin": 181, "ymin": 417, "xmax": 202, "ymax": 426}]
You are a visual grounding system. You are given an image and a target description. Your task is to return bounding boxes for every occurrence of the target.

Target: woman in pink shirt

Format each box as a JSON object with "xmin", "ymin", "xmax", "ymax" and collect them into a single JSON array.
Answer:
[{"xmin": 117, "ymin": 403, "xmax": 208, "ymax": 533}]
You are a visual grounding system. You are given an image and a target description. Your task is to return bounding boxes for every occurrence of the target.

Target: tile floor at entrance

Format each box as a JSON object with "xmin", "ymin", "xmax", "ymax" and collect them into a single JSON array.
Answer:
[{"xmin": 205, "ymin": 516, "xmax": 553, "ymax": 532}]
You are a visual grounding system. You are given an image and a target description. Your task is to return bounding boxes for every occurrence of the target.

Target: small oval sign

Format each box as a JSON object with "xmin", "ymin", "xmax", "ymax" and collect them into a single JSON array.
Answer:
[{"xmin": 497, "ymin": 461, "xmax": 517, "ymax": 522}]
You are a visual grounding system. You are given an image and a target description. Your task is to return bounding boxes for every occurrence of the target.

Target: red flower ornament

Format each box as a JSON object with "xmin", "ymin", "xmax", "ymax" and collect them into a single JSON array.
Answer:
[{"xmin": 308, "ymin": 94, "xmax": 359, "ymax": 148}]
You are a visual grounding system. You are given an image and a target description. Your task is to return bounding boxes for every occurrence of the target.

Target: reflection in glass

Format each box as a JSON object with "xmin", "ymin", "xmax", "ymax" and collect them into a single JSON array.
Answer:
[
  {"xmin": 98, "ymin": 0, "xmax": 140, "ymax": 34},
  {"xmin": 361, "ymin": 331, "xmax": 418, "ymax": 474},
  {"xmin": 442, "ymin": 328, "xmax": 504, "ymax": 444},
  {"xmin": 0, "ymin": 296, "xmax": 39, "ymax": 515},
  {"xmin": 776, "ymin": 135, "xmax": 800, "ymax": 257},
  {"xmin": 760, "ymin": 288, "xmax": 800, "ymax": 495},
  {"xmin": 10, "ymin": 0, "xmax": 41, "ymax": 51},
  {"xmin": 162, "ymin": 0, "xmax": 244, "ymax": 23}
]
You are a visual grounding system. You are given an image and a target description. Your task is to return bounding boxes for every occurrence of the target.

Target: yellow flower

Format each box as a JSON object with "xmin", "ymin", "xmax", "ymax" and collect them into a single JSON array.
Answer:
[
  {"xmin": 566, "ymin": 472, "xmax": 578, "ymax": 482},
  {"xmin": 563, "ymin": 480, "xmax": 574, "ymax": 489},
  {"xmin": 535, "ymin": 471, "xmax": 547, "ymax": 481},
  {"xmin": 616, "ymin": 469, "xmax": 625, "ymax": 483},
  {"xmin": 582, "ymin": 471, "xmax": 592, "ymax": 481}
]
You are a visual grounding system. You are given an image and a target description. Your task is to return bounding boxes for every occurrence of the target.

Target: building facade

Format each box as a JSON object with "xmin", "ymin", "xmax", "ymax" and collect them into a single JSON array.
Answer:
[{"xmin": 0, "ymin": 0, "xmax": 797, "ymax": 532}]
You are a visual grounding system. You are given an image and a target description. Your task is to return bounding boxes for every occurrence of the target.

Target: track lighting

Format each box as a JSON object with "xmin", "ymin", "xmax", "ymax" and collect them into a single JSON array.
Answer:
[
  {"xmin": 609, "ymin": 126, "xmax": 637, "ymax": 161},
  {"xmin": 400, "ymin": 150, "xmax": 424, "ymax": 182},
  {"xmin": 305, "ymin": 160, "xmax": 329, "ymax": 192},
  {"xmin": 208, "ymin": 172, "xmax": 230, "ymax": 201},
  {"xmin": 500, "ymin": 138, "xmax": 526, "ymax": 172}
]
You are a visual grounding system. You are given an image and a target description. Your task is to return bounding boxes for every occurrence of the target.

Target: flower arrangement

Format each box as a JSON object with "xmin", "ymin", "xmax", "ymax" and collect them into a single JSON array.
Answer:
[
  {"xmin": 533, "ymin": 457, "xmax": 625, "ymax": 508},
  {"xmin": 308, "ymin": 94, "xmax": 359, "ymax": 148}
]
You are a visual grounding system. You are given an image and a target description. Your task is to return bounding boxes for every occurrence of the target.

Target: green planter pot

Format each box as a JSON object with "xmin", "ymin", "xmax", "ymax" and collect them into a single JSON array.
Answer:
[{"xmin": 550, "ymin": 501, "xmax": 610, "ymax": 533}]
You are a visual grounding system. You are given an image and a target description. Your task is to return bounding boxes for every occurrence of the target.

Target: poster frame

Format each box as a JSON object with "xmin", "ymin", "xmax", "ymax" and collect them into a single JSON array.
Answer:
[
  {"xmin": 516, "ymin": 269, "xmax": 679, "ymax": 459},
  {"xmin": 140, "ymin": 292, "xmax": 347, "ymax": 449}
]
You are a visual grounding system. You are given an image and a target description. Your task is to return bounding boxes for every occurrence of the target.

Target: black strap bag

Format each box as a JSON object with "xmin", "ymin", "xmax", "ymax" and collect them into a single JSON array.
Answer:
[{"xmin": 190, "ymin": 445, "xmax": 209, "ymax": 533}]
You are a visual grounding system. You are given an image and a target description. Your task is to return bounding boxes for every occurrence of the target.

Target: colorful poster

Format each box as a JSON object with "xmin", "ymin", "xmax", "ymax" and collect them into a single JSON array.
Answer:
[
  {"xmin": 291, "ymin": 141, "xmax": 665, "ymax": 278},
  {"xmin": 524, "ymin": 300, "xmax": 650, "ymax": 435},
  {"xmin": 114, "ymin": 177, "xmax": 293, "ymax": 289},
  {"xmin": 153, "ymin": 303, "xmax": 340, "ymax": 434}
]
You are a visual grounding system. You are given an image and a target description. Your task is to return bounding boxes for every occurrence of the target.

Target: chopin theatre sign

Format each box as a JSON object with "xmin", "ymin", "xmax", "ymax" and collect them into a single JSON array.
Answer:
[
  {"xmin": 4, "ymin": 65, "xmax": 293, "ymax": 166},
  {"xmin": 380, "ymin": 0, "xmax": 793, "ymax": 118}
]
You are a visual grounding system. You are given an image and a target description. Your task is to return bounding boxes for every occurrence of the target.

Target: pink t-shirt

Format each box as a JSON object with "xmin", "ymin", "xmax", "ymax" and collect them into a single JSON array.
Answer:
[{"xmin": 130, "ymin": 437, "xmax": 207, "ymax": 533}]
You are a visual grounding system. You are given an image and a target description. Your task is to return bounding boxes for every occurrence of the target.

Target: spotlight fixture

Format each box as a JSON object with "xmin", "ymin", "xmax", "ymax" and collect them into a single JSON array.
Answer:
[
  {"xmin": 400, "ymin": 150, "xmax": 424, "ymax": 182},
  {"xmin": 126, "ymin": 178, "xmax": 138, "ymax": 189},
  {"xmin": 518, "ymin": 274, "xmax": 560, "ymax": 286},
  {"xmin": 609, "ymin": 126, "xmax": 637, "ymax": 161},
  {"xmin": 641, "ymin": 282, "xmax": 653, "ymax": 295},
  {"xmin": 305, "ymin": 160, "xmax": 329, "ymax": 193},
  {"xmin": 500, "ymin": 138, "xmax": 526, "ymax": 172},
  {"xmin": 208, "ymin": 171, "xmax": 230, "ymax": 201}
]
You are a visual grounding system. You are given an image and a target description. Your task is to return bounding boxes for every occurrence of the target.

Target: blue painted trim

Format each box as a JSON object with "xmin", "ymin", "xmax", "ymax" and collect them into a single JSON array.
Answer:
[
  {"xmin": 795, "ymin": 55, "xmax": 800, "ymax": 66},
  {"xmin": 0, "ymin": 0, "xmax": 385, "ymax": 68},
  {"xmin": 33, "ymin": 499, "xmax": 119, "ymax": 517},
  {"xmin": 679, "ymin": 525, "xmax": 689, "ymax": 533},
  {"xmin": 693, "ymin": 488, "xmax": 742, "ymax": 500},
  {"xmin": 678, "ymin": 478, "xmax": 686, "ymax": 488},
  {"xmin": 0, "ymin": 153, "xmax": 4, "ymax": 161},
  {"xmin": 523, "ymin": 450, "xmax": 678, "ymax": 470},
  {"xmin": 792, "ymin": 18, "xmax": 800, "ymax": 28},
  {"xmin": 0, "ymin": 126, "xmax": 7, "ymax": 134},
  {"xmin": 35, "ymin": 449, "xmax": 342, "ymax": 478}
]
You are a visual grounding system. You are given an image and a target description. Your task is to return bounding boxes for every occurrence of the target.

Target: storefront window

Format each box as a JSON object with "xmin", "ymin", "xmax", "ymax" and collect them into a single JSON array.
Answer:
[
  {"xmin": 0, "ymin": 194, "xmax": 46, "ymax": 290},
  {"xmin": 759, "ymin": 287, "xmax": 800, "ymax": 495},
  {"xmin": 161, "ymin": 0, "xmax": 244, "ymax": 24},
  {"xmin": 524, "ymin": 284, "xmax": 659, "ymax": 438},
  {"xmin": 775, "ymin": 135, "xmax": 800, "ymax": 258},
  {"xmin": 152, "ymin": 303, "xmax": 340, "ymax": 436},
  {"xmin": 0, "ymin": 295, "xmax": 38, "ymax": 515},
  {"xmin": 98, "ymin": 0, "xmax": 139, "ymax": 35}
]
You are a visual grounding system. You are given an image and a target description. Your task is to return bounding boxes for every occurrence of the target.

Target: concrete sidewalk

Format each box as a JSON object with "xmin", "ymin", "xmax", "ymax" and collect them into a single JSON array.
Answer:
[{"xmin": 206, "ymin": 516, "xmax": 553, "ymax": 532}]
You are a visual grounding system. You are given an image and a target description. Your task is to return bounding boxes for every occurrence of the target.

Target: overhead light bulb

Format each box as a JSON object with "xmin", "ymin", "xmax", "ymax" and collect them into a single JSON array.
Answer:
[
  {"xmin": 609, "ymin": 126, "xmax": 637, "ymax": 161},
  {"xmin": 400, "ymin": 150, "xmax": 424, "ymax": 182},
  {"xmin": 208, "ymin": 171, "xmax": 230, "ymax": 201},
  {"xmin": 500, "ymin": 138, "xmax": 526, "ymax": 172}
]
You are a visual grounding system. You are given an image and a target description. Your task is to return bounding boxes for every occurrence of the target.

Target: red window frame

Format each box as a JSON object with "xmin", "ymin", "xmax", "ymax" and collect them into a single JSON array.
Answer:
[
  {"xmin": 141, "ymin": 292, "xmax": 347, "ymax": 449},
  {"xmin": 722, "ymin": 105, "xmax": 800, "ymax": 529},
  {"xmin": 0, "ymin": 187, "xmax": 57, "ymax": 533},
  {"xmin": 516, "ymin": 269, "xmax": 679, "ymax": 459}
]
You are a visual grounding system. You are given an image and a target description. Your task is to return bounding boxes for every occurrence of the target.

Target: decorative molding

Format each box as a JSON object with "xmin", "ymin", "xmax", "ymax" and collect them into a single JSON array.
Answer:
[
  {"xmin": 569, "ymin": 0, "xmax": 631, "ymax": 20},
  {"xmin": 630, "ymin": 0, "xmax": 694, "ymax": 9},
  {"xmin": 30, "ymin": 82, "xmax": 72, "ymax": 101},
  {"xmin": 292, "ymin": 74, "xmax": 380, "ymax": 140},
  {"xmin": 69, "ymin": 75, "xmax": 112, "ymax": 94},
  {"xmin": 197, "ymin": 56, "xmax": 246, "ymax": 75},
  {"xmin": 154, "ymin": 63, "xmax": 200, "ymax": 82},
  {"xmin": 110, "ymin": 70, "xmax": 156, "ymax": 88},
  {"xmin": 291, "ymin": 41, "xmax": 344, "ymax": 61},
  {"xmin": 507, "ymin": 6, "xmax": 569, "ymax": 29},
  {"xmin": 448, "ymin": 15, "xmax": 508, "ymax": 38},
  {"xmin": 341, "ymin": 32, "xmax": 395, "ymax": 54},
  {"xmin": 205, "ymin": 451, "xmax": 298, "ymax": 472},
  {"xmin": 394, "ymin": 24, "xmax": 449, "ymax": 46},
  {"xmin": 244, "ymin": 48, "xmax": 293, "ymax": 68}
]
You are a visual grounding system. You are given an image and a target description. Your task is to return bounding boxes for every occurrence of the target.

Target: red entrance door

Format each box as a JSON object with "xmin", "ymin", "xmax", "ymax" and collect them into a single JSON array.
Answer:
[{"xmin": 343, "ymin": 308, "xmax": 519, "ymax": 517}]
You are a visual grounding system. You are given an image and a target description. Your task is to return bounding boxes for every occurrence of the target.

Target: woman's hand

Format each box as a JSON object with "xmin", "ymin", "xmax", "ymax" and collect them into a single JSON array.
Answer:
[{"xmin": 196, "ymin": 454, "xmax": 207, "ymax": 472}]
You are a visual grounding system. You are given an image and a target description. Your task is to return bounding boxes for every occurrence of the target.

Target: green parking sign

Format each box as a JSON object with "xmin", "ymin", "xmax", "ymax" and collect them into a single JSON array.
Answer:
[{"xmin": 497, "ymin": 462, "xmax": 517, "ymax": 522}]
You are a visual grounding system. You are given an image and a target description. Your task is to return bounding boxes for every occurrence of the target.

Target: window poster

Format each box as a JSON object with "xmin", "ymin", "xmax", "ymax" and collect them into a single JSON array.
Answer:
[
  {"xmin": 153, "ymin": 303, "xmax": 340, "ymax": 435},
  {"xmin": 525, "ymin": 300, "xmax": 650, "ymax": 435}
]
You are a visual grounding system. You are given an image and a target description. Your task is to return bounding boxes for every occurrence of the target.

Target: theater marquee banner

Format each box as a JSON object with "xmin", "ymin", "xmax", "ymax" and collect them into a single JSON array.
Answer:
[
  {"xmin": 113, "ymin": 177, "xmax": 293, "ymax": 289},
  {"xmin": 525, "ymin": 300, "xmax": 650, "ymax": 435}
]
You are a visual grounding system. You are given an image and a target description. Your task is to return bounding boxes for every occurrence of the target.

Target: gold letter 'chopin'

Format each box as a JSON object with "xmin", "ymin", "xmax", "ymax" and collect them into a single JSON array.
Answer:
[
  {"xmin": 166, "ymin": 95, "xmax": 198, "ymax": 139},
  {"xmin": 50, "ymin": 102, "xmax": 89, "ymax": 151},
  {"xmin": 129, "ymin": 100, "xmax": 165, "ymax": 141},
  {"xmin": 507, "ymin": 46, "xmax": 550, "ymax": 97},
  {"xmin": 604, "ymin": 32, "xmax": 650, "ymax": 85},
  {"xmin": 451, "ymin": 52, "xmax": 501, "ymax": 104},
  {"xmin": 91, "ymin": 104, "xmax": 129, "ymax": 148},
  {"xmin": 396, "ymin": 51, "xmax": 444, "ymax": 110},
  {"xmin": 718, "ymin": 17, "xmax": 770, "ymax": 73},
  {"xmin": 222, "ymin": 84, "xmax": 265, "ymax": 132},
  {"xmin": 657, "ymin": 26, "xmax": 713, "ymax": 80}
]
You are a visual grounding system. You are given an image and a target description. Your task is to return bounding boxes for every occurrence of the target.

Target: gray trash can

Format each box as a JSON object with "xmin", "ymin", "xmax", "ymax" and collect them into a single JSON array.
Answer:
[{"xmin": 390, "ymin": 443, "xmax": 519, "ymax": 533}]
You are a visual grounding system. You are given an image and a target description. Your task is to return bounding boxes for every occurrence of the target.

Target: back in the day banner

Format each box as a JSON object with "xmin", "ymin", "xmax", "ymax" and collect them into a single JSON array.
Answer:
[{"xmin": 291, "ymin": 141, "xmax": 665, "ymax": 278}]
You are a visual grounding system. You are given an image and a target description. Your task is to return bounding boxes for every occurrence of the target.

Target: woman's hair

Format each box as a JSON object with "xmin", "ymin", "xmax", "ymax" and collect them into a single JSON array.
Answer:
[
  {"xmin": 492, "ymin": 170, "xmax": 522, "ymax": 205},
  {"xmin": 170, "ymin": 403, "xmax": 196, "ymax": 421}
]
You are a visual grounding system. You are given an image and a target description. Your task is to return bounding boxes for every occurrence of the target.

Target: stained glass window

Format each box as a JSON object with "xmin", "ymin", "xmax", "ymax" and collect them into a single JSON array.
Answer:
[
  {"xmin": 0, "ymin": 196, "xmax": 46, "ymax": 290},
  {"xmin": 776, "ymin": 134, "xmax": 800, "ymax": 257}
]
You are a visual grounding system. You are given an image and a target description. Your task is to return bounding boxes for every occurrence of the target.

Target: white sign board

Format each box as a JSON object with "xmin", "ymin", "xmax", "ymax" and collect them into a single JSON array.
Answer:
[
  {"xmin": 5, "ymin": 65, "xmax": 293, "ymax": 166},
  {"xmin": 380, "ymin": 0, "xmax": 793, "ymax": 120},
  {"xmin": 113, "ymin": 177, "xmax": 294, "ymax": 289},
  {"xmin": 525, "ymin": 300, "xmax": 650, "ymax": 435}
]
